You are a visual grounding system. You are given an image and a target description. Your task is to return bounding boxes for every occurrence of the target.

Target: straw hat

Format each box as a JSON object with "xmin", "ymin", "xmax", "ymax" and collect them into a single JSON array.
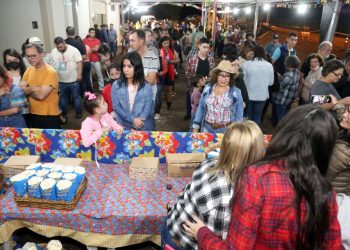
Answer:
[{"xmin": 213, "ymin": 60, "xmax": 236, "ymax": 74}]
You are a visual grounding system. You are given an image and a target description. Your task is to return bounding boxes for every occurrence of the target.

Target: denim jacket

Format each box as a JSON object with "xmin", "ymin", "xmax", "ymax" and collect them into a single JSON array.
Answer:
[
  {"xmin": 192, "ymin": 83, "xmax": 244, "ymax": 130},
  {"xmin": 111, "ymin": 80, "xmax": 155, "ymax": 130}
]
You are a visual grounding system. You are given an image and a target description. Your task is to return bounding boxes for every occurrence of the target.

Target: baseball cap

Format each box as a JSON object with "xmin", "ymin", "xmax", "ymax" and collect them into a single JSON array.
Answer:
[
  {"xmin": 273, "ymin": 34, "xmax": 279, "ymax": 39},
  {"xmin": 28, "ymin": 37, "xmax": 42, "ymax": 44}
]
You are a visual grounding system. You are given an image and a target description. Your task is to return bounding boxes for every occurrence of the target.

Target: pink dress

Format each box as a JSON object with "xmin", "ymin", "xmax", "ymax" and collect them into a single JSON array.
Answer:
[{"xmin": 80, "ymin": 113, "xmax": 123, "ymax": 147}]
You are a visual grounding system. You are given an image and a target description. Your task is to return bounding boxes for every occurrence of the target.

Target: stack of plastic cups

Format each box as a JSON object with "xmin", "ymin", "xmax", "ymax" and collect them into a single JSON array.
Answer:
[
  {"xmin": 10, "ymin": 173, "xmax": 28, "ymax": 197},
  {"xmin": 47, "ymin": 172, "xmax": 62, "ymax": 181},
  {"xmin": 28, "ymin": 176, "xmax": 43, "ymax": 198},
  {"xmin": 56, "ymin": 179, "xmax": 73, "ymax": 201},
  {"xmin": 40, "ymin": 178, "xmax": 57, "ymax": 200},
  {"xmin": 74, "ymin": 166, "xmax": 86, "ymax": 186}
]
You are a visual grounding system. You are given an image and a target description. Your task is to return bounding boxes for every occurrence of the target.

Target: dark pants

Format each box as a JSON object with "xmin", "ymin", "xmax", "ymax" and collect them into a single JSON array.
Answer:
[
  {"xmin": 155, "ymin": 84, "xmax": 164, "ymax": 114},
  {"xmin": 59, "ymin": 82, "xmax": 82, "ymax": 115},
  {"xmin": 28, "ymin": 114, "xmax": 61, "ymax": 129},
  {"xmin": 161, "ymin": 221, "xmax": 184, "ymax": 250},
  {"xmin": 274, "ymin": 103, "xmax": 290, "ymax": 124},
  {"xmin": 186, "ymin": 91, "xmax": 191, "ymax": 118},
  {"xmin": 246, "ymin": 100, "xmax": 267, "ymax": 126},
  {"xmin": 82, "ymin": 62, "xmax": 93, "ymax": 93}
]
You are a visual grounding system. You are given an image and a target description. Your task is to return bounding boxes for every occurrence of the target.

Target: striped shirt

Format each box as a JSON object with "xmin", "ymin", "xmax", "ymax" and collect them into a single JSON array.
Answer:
[{"xmin": 142, "ymin": 49, "xmax": 159, "ymax": 84}]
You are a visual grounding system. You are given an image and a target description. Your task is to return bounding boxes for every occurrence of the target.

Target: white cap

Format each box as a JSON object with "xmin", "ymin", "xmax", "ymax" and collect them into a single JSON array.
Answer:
[{"xmin": 28, "ymin": 37, "xmax": 42, "ymax": 44}]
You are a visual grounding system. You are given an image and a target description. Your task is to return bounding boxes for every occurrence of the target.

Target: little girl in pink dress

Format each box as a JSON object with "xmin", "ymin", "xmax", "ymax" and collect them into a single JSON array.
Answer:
[{"xmin": 80, "ymin": 92, "xmax": 123, "ymax": 147}]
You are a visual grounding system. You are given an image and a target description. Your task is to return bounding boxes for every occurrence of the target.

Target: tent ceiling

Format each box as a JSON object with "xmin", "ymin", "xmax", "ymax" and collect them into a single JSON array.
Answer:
[{"xmin": 121, "ymin": 0, "xmax": 314, "ymax": 4}]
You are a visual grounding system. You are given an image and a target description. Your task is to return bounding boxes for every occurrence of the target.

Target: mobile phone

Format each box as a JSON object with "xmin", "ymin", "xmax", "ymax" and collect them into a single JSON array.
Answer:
[{"xmin": 311, "ymin": 95, "xmax": 332, "ymax": 104}]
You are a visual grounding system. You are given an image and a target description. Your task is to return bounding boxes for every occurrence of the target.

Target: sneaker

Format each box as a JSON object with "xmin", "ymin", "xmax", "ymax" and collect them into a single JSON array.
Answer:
[
  {"xmin": 154, "ymin": 113, "xmax": 160, "ymax": 120},
  {"xmin": 76, "ymin": 113, "xmax": 83, "ymax": 119},
  {"xmin": 60, "ymin": 115, "xmax": 67, "ymax": 125}
]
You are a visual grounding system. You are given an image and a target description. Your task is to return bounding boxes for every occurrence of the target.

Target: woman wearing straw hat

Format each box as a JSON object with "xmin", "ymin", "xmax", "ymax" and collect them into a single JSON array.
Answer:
[{"xmin": 192, "ymin": 60, "xmax": 243, "ymax": 133}]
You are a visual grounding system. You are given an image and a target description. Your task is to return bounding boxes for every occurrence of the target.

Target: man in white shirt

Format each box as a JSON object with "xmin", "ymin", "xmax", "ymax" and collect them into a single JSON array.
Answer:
[{"xmin": 51, "ymin": 36, "xmax": 83, "ymax": 120}]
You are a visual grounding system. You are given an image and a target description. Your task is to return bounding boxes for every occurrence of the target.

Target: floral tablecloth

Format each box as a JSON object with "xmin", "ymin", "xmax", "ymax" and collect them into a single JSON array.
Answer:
[
  {"xmin": 0, "ymin": 128, "xmax": 228, "ymax": 164},
  {"xmin": 0, "ymin": 128, "xmax": 272, "ymax": 164},
  {"xmin": 0, "ymin": 162, "xmax": 190, "ymax": 246}
]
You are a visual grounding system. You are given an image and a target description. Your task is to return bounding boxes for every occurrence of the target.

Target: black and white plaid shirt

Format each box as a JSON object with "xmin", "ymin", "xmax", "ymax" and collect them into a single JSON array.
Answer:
[{"xmin": 167, "ymin": 158, "xmax": 234, "ymax": 249}]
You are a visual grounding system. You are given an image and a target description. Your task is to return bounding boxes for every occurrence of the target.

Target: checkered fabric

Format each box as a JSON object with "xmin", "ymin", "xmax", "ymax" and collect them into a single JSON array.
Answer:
[{"xmin": 167, "ymin": 158, "xmax": 234, "ymax": 249}]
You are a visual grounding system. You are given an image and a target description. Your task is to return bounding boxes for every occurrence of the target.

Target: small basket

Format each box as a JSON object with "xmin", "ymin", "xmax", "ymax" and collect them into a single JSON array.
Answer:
[
  {"xmin": 3, "ymin": 165, "xmax": 25, "ymax": 180},
  {"xmin": 14, "ymin": 177, "xmax": 88, "ymax": 210}
]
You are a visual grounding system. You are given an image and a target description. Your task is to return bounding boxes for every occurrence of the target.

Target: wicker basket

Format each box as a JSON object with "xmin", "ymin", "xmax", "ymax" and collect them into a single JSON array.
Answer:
[
  {"xmin": 15, "ymin": 178, "xmax": 88, "ymax": 210},
  {"xmin": 204, "ymin": 142, "xmax": 222, "ymax": 156}
]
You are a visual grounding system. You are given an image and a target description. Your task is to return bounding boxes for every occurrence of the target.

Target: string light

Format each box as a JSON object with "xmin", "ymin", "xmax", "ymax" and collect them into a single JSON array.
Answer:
[
  {"xmin": 244, "ymin": 6, "xmax": 252, "ymax": 14},
  {"xmin": 263, "ymin": 3, "xmax": 270, "ymax": 11},
  {"xmin": 233, "ymin": 7, "xmax": 239, "ymax": 15},
  {"xmin": 297, "ymin": 4, "xmax": 308, "ymax": 14}
]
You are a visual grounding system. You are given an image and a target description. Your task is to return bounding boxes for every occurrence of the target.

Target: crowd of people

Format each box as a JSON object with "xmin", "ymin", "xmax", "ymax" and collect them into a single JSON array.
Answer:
[{"xmin": 1, "ymin": 18, "xmax": 350, "ymax": 249}]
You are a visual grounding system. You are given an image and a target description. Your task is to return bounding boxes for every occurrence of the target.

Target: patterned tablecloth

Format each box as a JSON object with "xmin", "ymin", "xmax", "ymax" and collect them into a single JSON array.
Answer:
[{"xmin": 0, "ymin": 162, "xmax": 190, "ymax": 247}]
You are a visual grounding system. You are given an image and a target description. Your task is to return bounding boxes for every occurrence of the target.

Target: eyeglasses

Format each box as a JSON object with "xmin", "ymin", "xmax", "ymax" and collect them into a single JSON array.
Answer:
[
  {"xmin": 26, "ymin": 54, "xmax": 38, "ymax": 59},
  {"xmin": 218, "ymin": 73, "xmax": 230, "ymax": 79},
  {"xmin": 332, "ymin": 72, "xmax": 343, "ymax": 78}
]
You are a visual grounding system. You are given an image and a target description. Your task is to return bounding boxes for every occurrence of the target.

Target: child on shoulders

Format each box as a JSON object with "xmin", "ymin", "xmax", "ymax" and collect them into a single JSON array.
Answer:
[{"xmin": 80, "ymin": 92, "xmax": 123, "ymax": 147}]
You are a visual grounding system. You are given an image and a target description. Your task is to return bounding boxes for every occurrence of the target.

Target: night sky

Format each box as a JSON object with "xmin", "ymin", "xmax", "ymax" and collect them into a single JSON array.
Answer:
[{"xmin": 125, "ymin": 3, "xmax": 349, "ymax": 34}]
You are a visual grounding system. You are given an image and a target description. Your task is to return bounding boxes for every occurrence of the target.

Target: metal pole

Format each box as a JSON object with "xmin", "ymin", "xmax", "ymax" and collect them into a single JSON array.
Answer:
[
  {"xmin": 253, "ymin": 3, "xmax": 259, "ymax": 39},
  {"xmin": 212, "ymin": 0, "xmax": 217, "ymax": 47},
  {"xmin": 325, "ymin": 0, "xmax": 342, "ymax": 42},
  {"xmin": 121, "ymin": 0, "xmax": 125, "ymax": 27},
  {"xmin": 201, "ymin": 0, "xmax": 205, "ymax": 26}
]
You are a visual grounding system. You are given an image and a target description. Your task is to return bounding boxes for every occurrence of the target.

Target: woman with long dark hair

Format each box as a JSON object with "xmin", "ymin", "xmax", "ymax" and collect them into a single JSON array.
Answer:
[
  {"xmin": 3, "ymin": 48, "xmax": 26, "ymax": 86},
  {"xmin": 158, "ymin": 36, "xmax": 179, "ymax": 110},
  {"xmin": 184, "ymin": 105, "xmax": 343, "ymax": 249},
  {"xmin": 111, "ymin": 52, "xmax": 154, "ymax": 130}
]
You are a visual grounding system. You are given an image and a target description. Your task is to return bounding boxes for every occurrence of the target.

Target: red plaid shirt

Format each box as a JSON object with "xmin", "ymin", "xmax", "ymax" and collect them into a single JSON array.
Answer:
[
  {"xmin": 197, "ymin": 162, "xmax": 343, "ymax": 250},
  {"xmin": 185, "ymin": 53, "xmax": 215, "ymax": 81}
]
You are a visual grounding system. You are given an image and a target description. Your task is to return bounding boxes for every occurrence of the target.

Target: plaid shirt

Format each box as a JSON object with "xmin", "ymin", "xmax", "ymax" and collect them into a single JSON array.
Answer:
[
  {"xmin": 274, "ymin": 69, "xmax": 300, "ymax": 106},
  {"xmin": 197, "ymin": 162, "xmax": 343, "ymax": 250},
  {"xmin": 205, "ymin": 87, "xmax": 232, "ymax": 124},
  {"xmin": 185, "ymin": 53, "xmax": 215, "ymax": 81},
  {"xmin": 167, "ymin": 158, "xmax": 234, "ymax": 249}
]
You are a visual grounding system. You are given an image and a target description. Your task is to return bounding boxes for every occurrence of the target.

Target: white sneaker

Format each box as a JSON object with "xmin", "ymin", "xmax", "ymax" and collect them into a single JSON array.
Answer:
[{"xmin": 154, "ymin": 113, "xmax": 160, "ymax": 120}]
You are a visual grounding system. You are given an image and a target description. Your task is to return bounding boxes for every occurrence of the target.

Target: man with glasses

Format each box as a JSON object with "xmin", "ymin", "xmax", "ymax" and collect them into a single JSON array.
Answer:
[
  {"xmin": 23, "ymin": 37, "xmax": 57, "ymax": 69},
  {"xmin": 51, "ymin": 36, "xmax": 83, "ymax": 121},
  {"xmin": 19, "ymin": 43, "xmax": 60, "ymax": 129}
]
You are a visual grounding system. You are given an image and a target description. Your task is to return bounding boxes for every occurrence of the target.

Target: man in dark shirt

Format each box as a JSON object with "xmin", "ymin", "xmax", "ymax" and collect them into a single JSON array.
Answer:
[
  {"xmin": 94, "ymin": 24, "xmax": 102, "ymax": 41},
  {"xmin": 65, "ymin": 26, "xmax": 86, "ymax": 57}
]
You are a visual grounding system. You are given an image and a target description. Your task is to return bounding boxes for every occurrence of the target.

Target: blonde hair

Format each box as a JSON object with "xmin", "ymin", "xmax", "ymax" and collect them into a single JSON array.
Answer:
[{"xmin": 209, "ymin": 121, "xmax": 265, "ymax": 184}]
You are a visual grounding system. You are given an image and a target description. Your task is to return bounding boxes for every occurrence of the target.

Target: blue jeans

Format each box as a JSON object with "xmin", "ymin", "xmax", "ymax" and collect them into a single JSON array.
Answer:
[
  {"xmin": 0, "ymin": 114, "xmax": 27, "ymax": 128},
  {"xmin": 59, "ymin": 82, "xmax": 82, "ymax": 114},
  {"xmin": 161, "ymin": 220, "xmax": 184, "ymax": 250},
  {"xmin": 202, "ymin": 121, "xmax": 228, "ymax": 134},
  {"xmin": 82, "ymin": 62, "xmax": 92, "ymax": 93},
  {"xmin": 274, "ymin": 103, "xmax": 289, "ymax": 124},
  {"xmin": 246, "ymin": 100, "xmax": 267, "ymax": 126}
]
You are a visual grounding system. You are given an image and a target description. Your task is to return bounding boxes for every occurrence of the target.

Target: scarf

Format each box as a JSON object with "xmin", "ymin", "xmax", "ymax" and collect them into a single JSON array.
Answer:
[{"xmin": 160, "ymin": 47, "xmax": 175, "ymax": 81}]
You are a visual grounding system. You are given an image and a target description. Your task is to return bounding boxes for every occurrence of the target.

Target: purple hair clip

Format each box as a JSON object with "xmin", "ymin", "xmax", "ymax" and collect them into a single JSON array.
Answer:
[{"xmin": 85, "ymin": 92, "xmax": 96, "ymax": 101}]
